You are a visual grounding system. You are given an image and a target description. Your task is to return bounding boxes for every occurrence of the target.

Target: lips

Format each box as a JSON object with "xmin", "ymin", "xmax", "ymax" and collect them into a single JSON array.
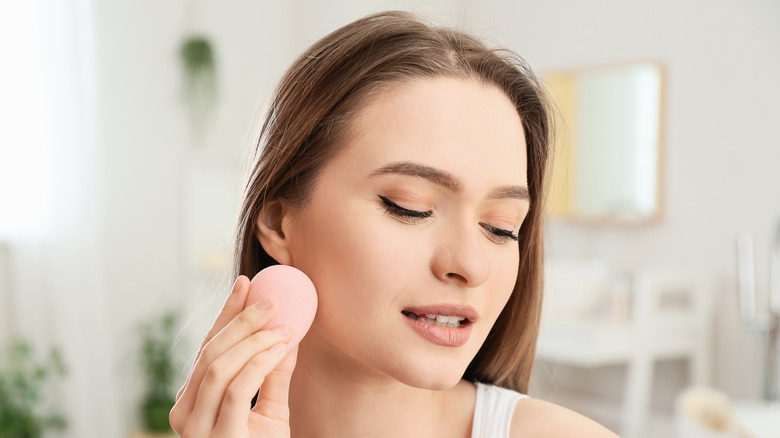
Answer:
[
  {"xmin": 401, "ymin": 304, "xmax": 479, "ymax": 347},
  {"xmin": 401, "ymin": 304, "xmax": 479, "ymax": 324}
]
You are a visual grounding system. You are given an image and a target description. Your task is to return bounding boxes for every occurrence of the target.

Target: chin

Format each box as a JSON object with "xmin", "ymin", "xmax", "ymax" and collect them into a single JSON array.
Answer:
[{"xmin": 390, "ymin": 356, "xmax": 468, "ymax": 391}]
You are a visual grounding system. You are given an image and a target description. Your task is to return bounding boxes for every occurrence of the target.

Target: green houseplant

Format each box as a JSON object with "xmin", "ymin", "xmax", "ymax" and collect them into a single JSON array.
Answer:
[
  {"xmin": 179, "ymin": 35, "xmax": 217, "ymax": 140},
  {"xmin": 138, "ymin": 311, "xmax": 180, "ymax": 433},
  {"xmin": 0, "ymin": 338, "xmax": 67, "ymax": 438}
]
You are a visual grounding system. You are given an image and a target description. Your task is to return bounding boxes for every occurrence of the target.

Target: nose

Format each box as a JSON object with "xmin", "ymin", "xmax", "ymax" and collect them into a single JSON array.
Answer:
[{"xmin": 430, "ymin": 223, "xmax": 491, "ymax": 288}]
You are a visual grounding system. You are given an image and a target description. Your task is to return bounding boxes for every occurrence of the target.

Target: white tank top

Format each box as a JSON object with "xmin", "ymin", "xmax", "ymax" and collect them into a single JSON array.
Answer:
[{"xmin": 471, "ymin": 382, "xmax": 527, "ymax": 438}]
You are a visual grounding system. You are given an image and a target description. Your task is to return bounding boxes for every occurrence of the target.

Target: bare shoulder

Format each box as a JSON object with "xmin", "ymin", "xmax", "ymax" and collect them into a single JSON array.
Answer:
[{"xmin": 510, "ymin": 397, "xmax": 618, "ymax": 438}]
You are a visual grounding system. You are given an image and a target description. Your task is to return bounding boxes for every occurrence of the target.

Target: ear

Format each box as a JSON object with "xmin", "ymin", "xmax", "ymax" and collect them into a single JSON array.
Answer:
[{"xmin": 255, "ymin": 199, "xmax": 295, "ymax": 266}]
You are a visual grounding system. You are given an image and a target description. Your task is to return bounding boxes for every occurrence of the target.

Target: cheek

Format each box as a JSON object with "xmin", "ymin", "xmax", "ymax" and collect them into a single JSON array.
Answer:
[
  {"xmin": 287, "ymin": 202, "xmax": 423, "ymax": 321},
  {"xmin": 483, "ymin": 249, "xmax": 519, "ymax": 323}
]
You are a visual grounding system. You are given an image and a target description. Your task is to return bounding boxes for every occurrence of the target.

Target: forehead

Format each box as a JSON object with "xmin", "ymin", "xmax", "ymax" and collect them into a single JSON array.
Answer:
[{"xmin": 336, "ymin": 77, "xmax": 528, "ymax": 187}]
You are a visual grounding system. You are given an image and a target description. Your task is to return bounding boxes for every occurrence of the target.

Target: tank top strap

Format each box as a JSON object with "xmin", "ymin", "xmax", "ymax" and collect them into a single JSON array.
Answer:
[{"xmin": 471, "ymin": 382, "xmax": 527, "ymax": 438}]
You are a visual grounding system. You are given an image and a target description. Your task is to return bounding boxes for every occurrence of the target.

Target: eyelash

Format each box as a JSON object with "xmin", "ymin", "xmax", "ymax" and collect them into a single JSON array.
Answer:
[
  {"xmin": 378, "ymin": 195, "xmax": 520, "ymax": 244},
  {"xmin": 480, "ymin": 224, "xmax": 521, "ymax": 244},
  {"xmin": 378, "ymin": 195, "xmax": 431, "ymax": 221}
]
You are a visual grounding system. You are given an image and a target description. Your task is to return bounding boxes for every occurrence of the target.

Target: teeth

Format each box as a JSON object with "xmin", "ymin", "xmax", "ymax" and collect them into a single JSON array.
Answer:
[
  {"xmin": 406, "ymin": 312, "xmax": 466, "ymax": 327},
  {"xmin": 422, "ymin": 314, "xmax": 466, "ymax": 323}
]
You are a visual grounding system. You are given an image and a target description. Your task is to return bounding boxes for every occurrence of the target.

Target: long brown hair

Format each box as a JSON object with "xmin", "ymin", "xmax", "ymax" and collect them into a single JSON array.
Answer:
[{"xmin": 233, "ymin": 11, "xmax": 551, "ymax": 393}]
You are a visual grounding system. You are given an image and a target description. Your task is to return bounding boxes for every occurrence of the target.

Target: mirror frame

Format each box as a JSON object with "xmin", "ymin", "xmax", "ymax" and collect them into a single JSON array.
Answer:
[{"xmin": 544, "ymin": 61, "xmax": 665, "ymax": 225}]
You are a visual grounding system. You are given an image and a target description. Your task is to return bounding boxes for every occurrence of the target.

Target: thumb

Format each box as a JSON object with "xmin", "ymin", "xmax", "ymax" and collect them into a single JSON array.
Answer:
[{"xmin": 251, "ymin": 345, "xmax": 299, "ymax": 421}]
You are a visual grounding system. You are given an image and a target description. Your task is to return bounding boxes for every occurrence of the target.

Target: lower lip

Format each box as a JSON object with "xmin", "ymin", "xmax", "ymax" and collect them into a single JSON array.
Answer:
[{"xmin": 402, "ymin": 315, "xmax": 473, "ymax": 347}]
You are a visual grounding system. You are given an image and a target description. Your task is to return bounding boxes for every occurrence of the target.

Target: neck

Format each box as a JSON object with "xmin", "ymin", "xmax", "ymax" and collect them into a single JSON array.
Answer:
[{"xmin": 288, "ymin": 335, "xmax": 474, "ymax": 438}]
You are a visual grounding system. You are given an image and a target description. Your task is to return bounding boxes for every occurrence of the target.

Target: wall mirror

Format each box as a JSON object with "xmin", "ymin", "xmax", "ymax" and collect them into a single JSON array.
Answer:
[{"xmin": 545, "ymin": 62, "xmax": 664, "ymax": 223}]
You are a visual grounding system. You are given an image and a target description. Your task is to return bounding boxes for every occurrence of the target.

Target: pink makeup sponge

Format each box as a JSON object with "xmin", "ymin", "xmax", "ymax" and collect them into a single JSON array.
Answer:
[{"xmin": 246, "ymin": 265, "xmax": 318, "ymax": 348}]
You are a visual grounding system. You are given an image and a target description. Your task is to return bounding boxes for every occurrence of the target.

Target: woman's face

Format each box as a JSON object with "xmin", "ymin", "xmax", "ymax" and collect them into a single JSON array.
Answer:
[{"xmin": 282, "ymin": 77, "xmax": 529, "ymax": 389}]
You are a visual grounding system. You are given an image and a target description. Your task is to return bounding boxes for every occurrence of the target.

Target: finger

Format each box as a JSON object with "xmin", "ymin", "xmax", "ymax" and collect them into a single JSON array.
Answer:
[
  {"xmin": 251, "ymin": 346, "xmax": 299, "ymax": 422},
  {"xmin": 185, "ymin": 327, "xmax": 290, "ymax": 436},
  {"xmin": 211, "ymin": 343, "xmax": 289, "ymax": 434},
  {"xmin": 176, "ymin": 295, "xmax": 279, "ymax": 418},
  {"xmin": 199, "ymin": 275, "xmax": 253, "ymax": 360},
  {"xmin": 177, "ymin": 275, "xmax": 251, "ymax": 403}
]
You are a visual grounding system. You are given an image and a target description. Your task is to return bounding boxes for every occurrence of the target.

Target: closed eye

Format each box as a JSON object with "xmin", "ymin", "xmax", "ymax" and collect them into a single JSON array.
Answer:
[
  {"xmin": 379, "ymin": 195, "xmax": 520, "ymax": 244},
  {"xmin": 378, "ymin": 195, "xmax": 431, "ymax": 221},
  {"xmin": 480, "ymin": 223, "xmax": 520, "ymax": 244}
]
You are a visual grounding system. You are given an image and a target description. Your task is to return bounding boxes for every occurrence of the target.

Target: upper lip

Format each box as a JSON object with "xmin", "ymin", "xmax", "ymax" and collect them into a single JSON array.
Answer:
[{"xmin": 402, "ymin": 304, "xmax": 480, "ymax": 323}]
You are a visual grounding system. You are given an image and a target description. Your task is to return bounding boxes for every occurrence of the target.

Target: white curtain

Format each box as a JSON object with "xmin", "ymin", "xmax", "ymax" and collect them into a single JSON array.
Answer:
[{"xmin": 0, "ymin": 1, "xmax": 121, "ymax": 436}]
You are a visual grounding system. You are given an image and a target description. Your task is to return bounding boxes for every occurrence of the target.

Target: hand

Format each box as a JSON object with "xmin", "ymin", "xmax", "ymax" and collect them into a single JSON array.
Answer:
[{"xmin": 170, "ymin": 275, "xmax": 298, "ymax": 437}]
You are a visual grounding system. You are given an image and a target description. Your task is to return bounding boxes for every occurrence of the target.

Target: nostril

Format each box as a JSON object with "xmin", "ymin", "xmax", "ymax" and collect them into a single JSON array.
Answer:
[{"xmin": 445, "ymin": 272, "xmax": 469, "ymax": 283}]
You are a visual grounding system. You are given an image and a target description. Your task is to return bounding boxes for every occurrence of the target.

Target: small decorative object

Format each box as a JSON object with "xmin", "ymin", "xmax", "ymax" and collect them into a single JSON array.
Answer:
[
  {"xmin": 0, "ymin": 338, "xmax": 67, "ymax": 438},
  {"xmin": 179, "ymin": 35, "xmax": 217, "ymax": 142},
  {"xmin": 674, "ymin": 386, "xmax": 753, "ymax": 438},
  {"xmin": 138, "ymin": 311, "xmax": 180, "ymax": 433}
]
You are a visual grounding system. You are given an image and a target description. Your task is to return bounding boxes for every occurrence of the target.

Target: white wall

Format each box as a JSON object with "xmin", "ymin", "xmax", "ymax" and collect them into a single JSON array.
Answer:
[
  {"xmin": 90, "ymin": 0, "xmax": 779, "ymax": 434},
  {"xmin": 92, "ymin": 0, "xmax": 295, "ymax": 432},
  {"xmin": 469, "ymin": 0, "xmax": 780, "ymax": 300}
]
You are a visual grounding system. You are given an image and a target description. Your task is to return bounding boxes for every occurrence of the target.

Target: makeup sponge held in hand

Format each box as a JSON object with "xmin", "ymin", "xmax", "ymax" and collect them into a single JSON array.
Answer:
[{"xmin": 246, "ymin": 265, "xmax": 318, "ymax": 349}]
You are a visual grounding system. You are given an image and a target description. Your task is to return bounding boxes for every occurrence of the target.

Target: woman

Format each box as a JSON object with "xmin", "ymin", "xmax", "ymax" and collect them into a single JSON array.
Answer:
[{"xmin": 170, "ymin": 11, "xmax": 617, "ymax": 437}]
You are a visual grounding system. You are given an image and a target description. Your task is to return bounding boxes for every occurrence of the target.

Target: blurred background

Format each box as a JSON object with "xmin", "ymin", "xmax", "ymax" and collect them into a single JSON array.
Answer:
[{"xmin": 1, "ymin": 0, "xmax": 778, "ymax": 437}]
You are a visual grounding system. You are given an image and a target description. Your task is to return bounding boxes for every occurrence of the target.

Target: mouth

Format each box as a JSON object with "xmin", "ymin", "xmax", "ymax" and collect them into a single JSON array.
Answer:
[
  {"xmin": 400, "ymin": 304, "xmax": 478, "ymax": 347},
  {"xmin": 401, "ymin": 311, "xmax": 472, "ymax": 328},
  {"xmin": 400, "ymin": 304, "xmax": 479, "ymax": 328}
]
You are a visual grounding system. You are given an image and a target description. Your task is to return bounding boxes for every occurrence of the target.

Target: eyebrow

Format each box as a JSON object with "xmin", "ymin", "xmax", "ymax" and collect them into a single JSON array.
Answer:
[
  {"xmin": 488, "ymin": 185, "xmax": 530, "ymax": 201},
  {"xmin": 369, "ymin": 161, "xmax": 530, "ymax": 201}
]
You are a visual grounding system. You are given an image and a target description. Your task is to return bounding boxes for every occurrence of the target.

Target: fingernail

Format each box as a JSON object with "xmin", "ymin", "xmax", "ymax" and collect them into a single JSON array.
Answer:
[
  {"xmin": 271, "ymin": 325, "xmax": 289, "ymax": 336},
  {"xmin": 254, "ymin": 296, "xmax": 272, "ymax": 311}
]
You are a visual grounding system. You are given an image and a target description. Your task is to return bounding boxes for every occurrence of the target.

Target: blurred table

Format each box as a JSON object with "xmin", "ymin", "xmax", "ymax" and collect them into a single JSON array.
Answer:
[
  {"xmin": 537, "ymin": 270, "xmax": 712, "ymax": 438},
  {"xmin": 733, "ymin": 402, "xmax": 780, "ymax": 438}
]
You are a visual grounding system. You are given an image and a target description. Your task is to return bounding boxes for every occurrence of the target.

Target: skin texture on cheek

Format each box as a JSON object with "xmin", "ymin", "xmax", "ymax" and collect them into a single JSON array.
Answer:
[{"xmin": 287, "ymin": 188, "xmax": 419, "ymax": 363}]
